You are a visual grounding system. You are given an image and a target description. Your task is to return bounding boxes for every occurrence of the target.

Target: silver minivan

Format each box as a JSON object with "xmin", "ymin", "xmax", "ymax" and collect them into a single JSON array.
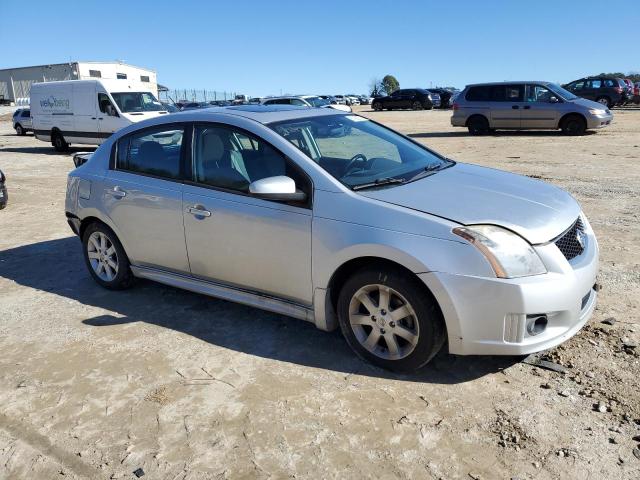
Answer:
[
  {"xmin": 65, "ymin": 106, "xmax": 599, "ymax": 371},
  {"xmin": 451, "ymin": 81, "xmax": 613, "ymax": 135}
]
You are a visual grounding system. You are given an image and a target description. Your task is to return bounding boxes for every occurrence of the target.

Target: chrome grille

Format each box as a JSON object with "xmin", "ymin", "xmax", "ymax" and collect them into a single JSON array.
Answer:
[{"xmin": 555, "ymin": 217, "xmax": 586, "ymax": 261}]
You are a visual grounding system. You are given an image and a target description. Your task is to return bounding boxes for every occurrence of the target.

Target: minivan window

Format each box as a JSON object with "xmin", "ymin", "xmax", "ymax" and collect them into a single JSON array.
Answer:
[
  {"xmin": 547, "ymin": 83, "xmax": 578, "ymax": 101},
  {"xmin": 465, "ymin": 86, "xmax": 490, "ymax": 101},
  {"xmin": 111, "ymin": 92, "xmax": 164, "ymax": 113},
  {"xmin": 117, "ymin": 126, "xmax": 183, "ymax": 179}
]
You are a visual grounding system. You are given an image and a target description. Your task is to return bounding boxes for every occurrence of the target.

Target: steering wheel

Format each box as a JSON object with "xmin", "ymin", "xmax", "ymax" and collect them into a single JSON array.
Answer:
[{"xmin": 343, "ymin": 153, "xmax": 368, "ymax": 176}]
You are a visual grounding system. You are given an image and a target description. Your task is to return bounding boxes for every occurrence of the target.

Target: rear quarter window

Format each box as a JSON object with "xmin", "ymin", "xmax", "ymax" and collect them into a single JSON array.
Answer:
[{"xmin": 465, "ymin": 86, "xmax": 490, "ymax": 101}]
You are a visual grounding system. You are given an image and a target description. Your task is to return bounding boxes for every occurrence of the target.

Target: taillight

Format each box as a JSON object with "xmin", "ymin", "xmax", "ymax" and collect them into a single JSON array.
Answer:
[
  {"xmin": 614, "ymin": 86, "xmax": 623, "ymax": 93},
  {"xmin": 452, "ymin": 103, "xmax": 459, "ymax": 110}
]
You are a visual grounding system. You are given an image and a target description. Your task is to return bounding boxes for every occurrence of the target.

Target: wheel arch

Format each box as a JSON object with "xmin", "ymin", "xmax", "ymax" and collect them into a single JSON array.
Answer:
[
  {"xmin": 558, "ymin": 111, "xmax": 587, "ymax": 129},
  {"xmin": 465, "ymin": 113, "xmax": 489, "ymax": 127},
  {"xmin": 320, "ymin": 255, "xmax": 445, "ymax": 333},
  {"xmin": 78, "ymin": 213, "xmax": 131, "ymax": 259}
]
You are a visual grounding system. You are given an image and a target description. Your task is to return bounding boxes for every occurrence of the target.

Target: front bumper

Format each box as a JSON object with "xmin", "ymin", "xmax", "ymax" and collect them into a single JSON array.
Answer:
[
  {"xmin": 420, "ymin": 229, "xmax": 599, "ymax": 356},
  {"xmin": 587, "ymin": 112, "xmax": 613, "ymax": 129}
]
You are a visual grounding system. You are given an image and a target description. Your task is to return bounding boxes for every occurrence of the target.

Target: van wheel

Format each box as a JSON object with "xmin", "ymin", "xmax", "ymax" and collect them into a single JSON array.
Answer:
[
  {"xmin": 15, "ymin": 124, "xmax": 25, "ymax": 136},
  {"xmin": 595, "ymin": 96, "xmax": 611, "ymax": 108},
  {"xmin": 561, "ymin": 115, "xmax": 586, "ymax": 136},
  {"xmin": 337, "ymin": 266, "xmax": 446, "ymax": 372},
  {"xmin": 468, "ymin": 116, "xmax": 490, "ymax": 135},
  {"xmin": 52, "ymin": 132, "xmax": 69, "ymax": 152},
  {"xmin": 82, "ymin": 223, "xmax": 134, "ymax": 290}
]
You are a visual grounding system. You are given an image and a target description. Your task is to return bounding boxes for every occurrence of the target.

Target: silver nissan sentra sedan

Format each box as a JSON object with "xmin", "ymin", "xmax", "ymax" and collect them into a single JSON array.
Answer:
[{"xmin": 65, "ymin": 105, "xmax": 599, "ymax": 371}]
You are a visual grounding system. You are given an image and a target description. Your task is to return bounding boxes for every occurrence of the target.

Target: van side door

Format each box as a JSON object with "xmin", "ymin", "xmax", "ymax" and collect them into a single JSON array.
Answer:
[
  {"xmin": 488, "ymin": 84, "xmax": 524, "ymax": 129},
  {"xmin": 70, "ymin": 82, "xmax": 102, "ymax": 145}
]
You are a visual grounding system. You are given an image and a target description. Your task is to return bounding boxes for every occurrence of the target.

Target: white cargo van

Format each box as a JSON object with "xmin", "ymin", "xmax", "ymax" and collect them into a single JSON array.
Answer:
[{"xmin": 31, "ymin": 79, "xmax": 169, "ymax": 151}]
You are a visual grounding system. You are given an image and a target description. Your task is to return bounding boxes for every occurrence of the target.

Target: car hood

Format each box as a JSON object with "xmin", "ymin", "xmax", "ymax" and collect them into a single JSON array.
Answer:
[
  {"xmin": 358, "ymin": 163, "xmax": 581, "ymax": 244},
  {"xmin": 569, "ymin": 97, "xmax": 609, "ymax": 110}
]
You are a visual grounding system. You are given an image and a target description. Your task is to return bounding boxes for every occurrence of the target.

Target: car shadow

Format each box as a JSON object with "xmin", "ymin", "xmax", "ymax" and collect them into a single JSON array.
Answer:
[
  {"xmin": 408, "ymin": 130, "xmax": 597, "ymax": 138},
  {"xmin": 0, "ymin": 146, "xmax": 96, "ymax": 155},
  {"xmin": 0, "ymin": 237, "xmax": 520, "ymax": 384}
]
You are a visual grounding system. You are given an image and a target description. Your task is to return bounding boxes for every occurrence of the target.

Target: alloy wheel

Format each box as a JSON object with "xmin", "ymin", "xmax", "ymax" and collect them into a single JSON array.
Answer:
[
  {"xmin": 348, "ymin": 284, "xmax": 420, "ymax": 360},
  {"xmin": 87, "ymin": 231, "xmax": 119, "ymax": 281}
]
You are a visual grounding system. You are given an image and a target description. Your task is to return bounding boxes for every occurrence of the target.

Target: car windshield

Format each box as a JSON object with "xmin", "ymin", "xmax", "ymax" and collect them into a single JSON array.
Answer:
[
  {"xmin": 304, "ymin": 96, "xmax": 330, "ymax": 107},
  {"xmin": 111, "ymin": 92, "xmax": 164, "ymax": 113},
  {"xmin": 547, "ymin": 83, "xmax": 578, "ymax": 101},
  {"xmin": 270, "ymin": 114, "xmax": 452, "ymax": 189}
]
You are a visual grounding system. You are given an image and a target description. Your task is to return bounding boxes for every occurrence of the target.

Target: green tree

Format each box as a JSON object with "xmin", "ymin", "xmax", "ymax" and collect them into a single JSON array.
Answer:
[{"xmin": 382, "ymin": 75, "xmax": 400, "ymax": 95}]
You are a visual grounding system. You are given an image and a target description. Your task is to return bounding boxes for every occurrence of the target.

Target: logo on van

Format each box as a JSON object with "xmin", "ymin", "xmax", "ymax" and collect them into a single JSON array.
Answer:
[{"xmin": 40, "ymin": 96, "xmax": 70, "ymax": 110}]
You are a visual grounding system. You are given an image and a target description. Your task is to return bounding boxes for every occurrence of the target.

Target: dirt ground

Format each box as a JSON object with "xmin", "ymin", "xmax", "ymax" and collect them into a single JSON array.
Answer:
[{"xmin": 0, "ymin": 106, "xmax": 639, "ymax": 480}]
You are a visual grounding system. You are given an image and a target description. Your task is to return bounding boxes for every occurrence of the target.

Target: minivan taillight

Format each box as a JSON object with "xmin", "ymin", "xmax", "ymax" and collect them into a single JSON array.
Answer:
[{"xmin": 452, "ymin": 103, "xmax": 459, "ymax": 110}]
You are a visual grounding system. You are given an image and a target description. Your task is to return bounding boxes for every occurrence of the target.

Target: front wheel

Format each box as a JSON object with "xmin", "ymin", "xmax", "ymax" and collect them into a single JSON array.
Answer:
[
  {"xmin": 337, "ymin": 267, "xmax": 446, "ymax": 372},
  {"xmin": 15, "ymin": 124, "xmax": 25, "ymax": 136},
  {"xmin": 561, "ymin": 115, "xmax": 586, "ymax": 136},
  {"xmin": 82, "ymin": 223, "xmax": 134, "ymax": 290},
  {"xmin": 411, "ymin": 100, "xmax": 423, "ymax": 110}
]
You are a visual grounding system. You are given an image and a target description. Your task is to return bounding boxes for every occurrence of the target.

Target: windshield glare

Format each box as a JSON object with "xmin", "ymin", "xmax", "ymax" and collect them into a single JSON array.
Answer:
[
  {"xmin": 305, "ymin": 96, "xmax": 330, "ymax": 107},
  {"xmin": 271, "ymin": 115, "xmax": 450, "ymax": 188},
  {"xmin": 547, "ymin": 83, "xmax": 578, "ymax": 101},
  {"xmin": 111, "ymin": 92, "xmax": 164, "ymax": 113}
]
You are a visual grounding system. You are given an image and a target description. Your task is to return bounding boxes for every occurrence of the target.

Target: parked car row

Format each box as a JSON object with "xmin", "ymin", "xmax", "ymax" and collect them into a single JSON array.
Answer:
[{"xmin": 562, "ymin": 75, "xmax": 637, "ymax": 108}]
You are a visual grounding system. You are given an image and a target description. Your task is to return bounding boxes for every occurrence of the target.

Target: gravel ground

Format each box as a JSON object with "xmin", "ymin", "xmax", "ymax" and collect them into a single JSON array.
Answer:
[{"xmin": 0, "ymin": 107, "xmax": 639, "ymax": 479}]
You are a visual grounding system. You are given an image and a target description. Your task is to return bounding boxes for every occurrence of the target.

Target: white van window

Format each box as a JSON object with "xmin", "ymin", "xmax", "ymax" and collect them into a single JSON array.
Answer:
[
  {"xmin": 98, "ymin": 93, "xmax": 117, "ymax": 116},
  {"xmin": 111, "ymin": 92, "xmax": 164, "ymax": 113}
]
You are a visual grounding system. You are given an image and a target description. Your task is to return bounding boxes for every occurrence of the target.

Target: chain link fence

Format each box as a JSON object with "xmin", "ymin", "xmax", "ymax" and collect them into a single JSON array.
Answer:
[{"xmin": 159, "ymin": 89, "xmax": 240, "ymax": 104}]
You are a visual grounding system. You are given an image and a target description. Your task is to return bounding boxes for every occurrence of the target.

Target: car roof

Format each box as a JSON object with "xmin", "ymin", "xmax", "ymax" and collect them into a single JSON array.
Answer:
[
  {"xmin": 171, "ymin": 104, "xmax": 344, "ymax": 124},
  {"xmin": 464, "ymin": 81, "xmax": 552, "ymax": 87}
]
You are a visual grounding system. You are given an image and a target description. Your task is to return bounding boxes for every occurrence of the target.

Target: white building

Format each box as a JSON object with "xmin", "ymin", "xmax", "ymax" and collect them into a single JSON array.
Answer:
[{"xmin": 0, "ymin": 61, "xmax": 158, "ymax": 105}]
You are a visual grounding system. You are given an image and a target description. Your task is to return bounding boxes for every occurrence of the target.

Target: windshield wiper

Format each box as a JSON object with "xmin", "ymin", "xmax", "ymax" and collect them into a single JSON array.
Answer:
[
  {"xmin": 352, "ymin": 177, "xmax": 406, "ymax": 191},
  {"xmin": 407, "ymin": 159, "xmax": 455, "ymax": 182}
]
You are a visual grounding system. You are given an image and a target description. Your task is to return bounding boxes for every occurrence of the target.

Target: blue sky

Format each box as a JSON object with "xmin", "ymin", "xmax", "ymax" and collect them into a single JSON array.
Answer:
[{"xmin": 1, "ymin": 0, "xmax": 637, "ymax": 96}]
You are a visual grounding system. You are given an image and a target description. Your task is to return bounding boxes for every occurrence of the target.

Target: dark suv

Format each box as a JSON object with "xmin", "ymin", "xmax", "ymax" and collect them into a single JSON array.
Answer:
[
  {"xmin": 372, "ymin": 89, "xmax": 434, "ymax": 111},
  {"xmin": 562, "ymin": 76, "xmax": 627, "ymax": 108}
]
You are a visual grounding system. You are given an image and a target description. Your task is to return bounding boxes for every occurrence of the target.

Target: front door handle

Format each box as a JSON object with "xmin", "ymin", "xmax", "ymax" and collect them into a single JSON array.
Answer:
[
  {"xmin": 523, "ymin": 105, "xmax": 531, "ymax": 109},
  {"xmin": 106, "ymin": 186, "xmax": 126, "ymax": 198},
  {"xmin": 512, "ymin": 105, "xmax": 520, "ymax": 109},
  {"xmin": 187, "ymin": 205, "xmax": 212, "ymax": 217}
]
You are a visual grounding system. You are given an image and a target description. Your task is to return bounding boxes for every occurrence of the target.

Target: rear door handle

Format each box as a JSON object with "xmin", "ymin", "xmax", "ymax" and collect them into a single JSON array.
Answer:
[
  {"xmin": 187, "ymin": 205, "xmax": 212, "ymax": 217},
  {"xmin": 523, "ymin": 105, "xmax": 531, "ymax": 109},
  {"xmin": 512, "ymin": 105, "xmax": 520, "ymax": 109},
  {"xmin": 106, "ymin": 186, "xmax": 126, "ymax": 198}
]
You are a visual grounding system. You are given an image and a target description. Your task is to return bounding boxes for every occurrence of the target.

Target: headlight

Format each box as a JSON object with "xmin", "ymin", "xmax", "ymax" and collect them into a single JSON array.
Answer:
[
  {"xmin": 453, "ymin": 225, "xmax": 547, "ymax": 278},
  {"xmin": 588, "ymin": 108, "xmax": 607, "ymax": 115}
]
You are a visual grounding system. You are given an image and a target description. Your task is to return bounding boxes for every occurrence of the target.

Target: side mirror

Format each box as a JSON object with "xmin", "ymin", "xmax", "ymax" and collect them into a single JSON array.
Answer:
[
  {"xmin": 549, "ymin": 96, "xmax": 559, "ymax": 103},
  {"xmin": 249, "ymin": 175, "xmax": 307, "ymax": 202}
]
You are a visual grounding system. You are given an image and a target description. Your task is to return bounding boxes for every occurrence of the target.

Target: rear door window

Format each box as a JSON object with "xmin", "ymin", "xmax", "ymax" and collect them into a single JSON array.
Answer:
[
  {"xmin": 488, "ymin": 85, "xmax": 523, "ymax": 102},
  {"xmin": 587, "ymin": 79, "xmax": 602, "ymax": 89},
  {"xmin": 117, "ymin": 125, "xmax": 184, "ymax": 180},
  {"xmin": 465, "ymin": 86, "xmax": 490, "ymax": 101}
]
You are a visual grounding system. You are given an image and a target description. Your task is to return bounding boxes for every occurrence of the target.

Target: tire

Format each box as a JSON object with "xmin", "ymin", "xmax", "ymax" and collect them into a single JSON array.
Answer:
[
  {"xmin": 561, "ymin": 114, "xmax": 587, "ymax": 136},
  {"xmin": 337, "ymin": 266, "xmax": 446, "ymax": 372},
  {"xmin": 373, "ymin": 102, "xmax": 383, "ymax": 111},
  {"xmin": 467, "ymin": 115, "xmax": 490, "ymax": 135},
  {"xmin": 411, "ymin": 100, "xmax": 422, "ymax": 110},
  {"xmin": 52, "ymin": 131, "xmax": 69, "ymax": 152},
  {"xmin": 82, "ymin": 222, "xmax": 134, "ymax": 290},
  {"xmin": 15, "ymin": 124, "xmax": 25, "ymax": 136},
  {"xmin": 595, "ymin": 96, "xmax": 611, "ymax": 109}
]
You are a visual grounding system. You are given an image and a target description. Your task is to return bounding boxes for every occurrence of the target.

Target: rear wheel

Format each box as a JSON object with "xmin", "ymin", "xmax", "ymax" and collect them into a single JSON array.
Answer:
[
  {"xmin": 82, "ymin": 223, "xmax": 134, "ymax": 290},
  {"xmin": 411, "ymin": 100, "xmax": 422, "ymax": 110},
  {"xmin": 561, "ymin": 114, "xmax": 586, "ymax": 136},
  {"xmin": 595, "ymin": 96, "xmax": 611, "ymax": 108},
  {"xmin": 52, "ymin": 131, "xmax": 69, "ymax": 152},
  {"xmin": 467, "ymin": 115, "xmax": 490, "ymax": 135},
  {"xmin": 15, "ymin": 124, "xmax": 25, "ymax": 136},
  {"xmin": 337, "ymin": 266, "xmax": 446, "ymax": 372}
]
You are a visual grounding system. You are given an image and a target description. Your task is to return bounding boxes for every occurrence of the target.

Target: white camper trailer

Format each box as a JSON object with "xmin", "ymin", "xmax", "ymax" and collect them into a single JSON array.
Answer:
[{"xmin": 31, "ymin": 79, "xmax": 169, "ymax": 151}]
